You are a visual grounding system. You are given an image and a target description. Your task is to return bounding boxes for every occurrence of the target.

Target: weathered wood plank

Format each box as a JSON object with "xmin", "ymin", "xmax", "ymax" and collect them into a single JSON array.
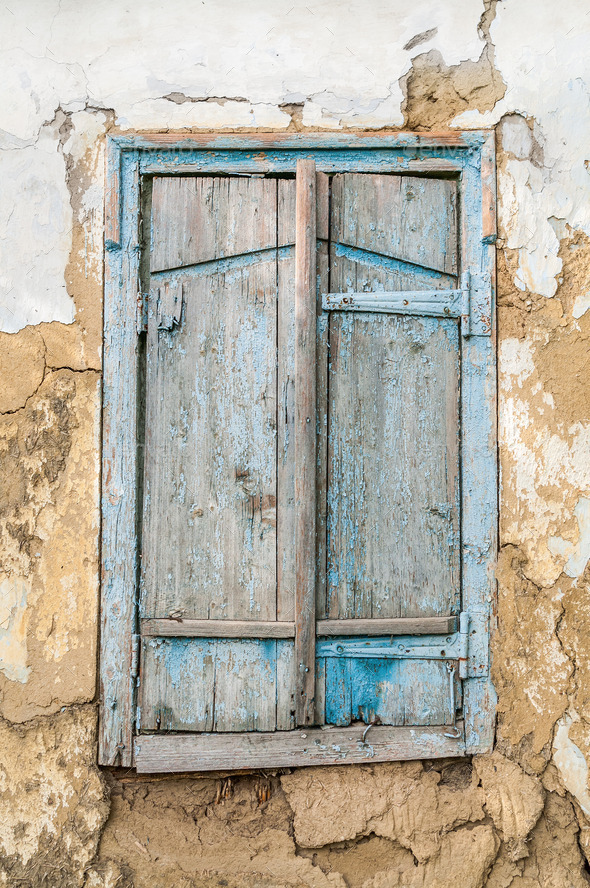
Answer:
[
  {"xmin": 331, "ymin": 173, "xmax": 457, "ymax": 275},
  {"xmin": 326, "ymin": 312, "xmax": 460, "ymax": 619},
  {"xmin": 350, "ymin": 659, "xmax": 453, "ymax": 726},
  {"xmin": 317, "ymin": 616, "xmax": 457, "ymax": 636},
  {"xmin": 315, "ymin": 171, "xmax": 330, "ymax": 623},
  {"xmin": 141, "ymin": 177, "xmax": 278, "ymax": 622},
  {"xmin": 140, "ymin": 638, "xmax": 291, "ymax": 732},
  {"xmin": 294, "ymin": 158, "xmax": 317, "ymax": 725},
  {"xmin": 99, "ymin": 151, "xmax": 141, "ymax": 767},
  {"xmin": 141, "ymin": 616, "xmax": 456, "ymax": 638},
  {"xmin": 134, "ymin": 722, "xmax": 466, "ymax": 772},
  {"xmin": 141, "ymin": 619, "xmax": 295, "ymax": 638},
  {"xmin": 277, "ymin": 178, "xmax": 297, "ymax": 622},
  {"xmin": 460, "ymin": 132, "xmax": 497, "ymax": 754},
  {"xmin": 151, "ymin": 176, "xmax": 292, "ymax": 272},
  {"xmin": 119, "ymin": 131, "xmax": 487, "ymax": 150}
]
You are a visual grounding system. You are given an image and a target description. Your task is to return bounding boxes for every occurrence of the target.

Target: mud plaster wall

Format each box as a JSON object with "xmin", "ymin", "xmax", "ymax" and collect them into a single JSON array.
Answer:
[{"xmin": 2, "ymin": 1, "xmax": 590, "ymax": 885}]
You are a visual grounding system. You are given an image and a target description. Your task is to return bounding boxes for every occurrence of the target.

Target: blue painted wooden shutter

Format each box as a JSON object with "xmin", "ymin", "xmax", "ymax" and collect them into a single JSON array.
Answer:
[
  {"xmin": 139, "ymin": 176, "xmax": 298, "ymax": 732},
  {"xmin": 316, "ymin": 173, "xmax": 463, "ymax": 728},
  {"xmin": 137, "ymin": 168, "xmax": 490, "ymax": 740}
]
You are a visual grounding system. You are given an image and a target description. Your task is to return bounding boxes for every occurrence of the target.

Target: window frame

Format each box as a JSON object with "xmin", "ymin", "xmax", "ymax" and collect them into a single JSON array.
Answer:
[{"xmin": 99, "ymin": 131, "xmax": 497, "ymax": 770}]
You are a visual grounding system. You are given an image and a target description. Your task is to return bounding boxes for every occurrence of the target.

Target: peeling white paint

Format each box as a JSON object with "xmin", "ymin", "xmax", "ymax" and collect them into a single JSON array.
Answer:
[
  {"xmin": 553, "ymin": 712, "xmax": 590, "ymax": 818},
  {"xmin": 0, "ymin": 125, "xmax": 74, "ymax": 332},
  {"xmin": 548, "ymin": 497, "xmax": 590, "ymax": 578},
  {"xmin": 454, "ymin": 2, "xmax": 590, "ymax": 299}
]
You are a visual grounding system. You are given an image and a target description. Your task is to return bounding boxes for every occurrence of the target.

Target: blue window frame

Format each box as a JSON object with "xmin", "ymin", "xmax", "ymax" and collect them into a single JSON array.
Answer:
[{"xmin": 99, "ymin": 133, "xmax": 497, "ymax": 771}]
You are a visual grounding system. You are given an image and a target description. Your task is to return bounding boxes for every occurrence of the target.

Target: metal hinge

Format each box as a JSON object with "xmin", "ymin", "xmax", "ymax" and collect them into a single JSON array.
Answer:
[
  {"xmin": 462, "ymin": 270, "xmax": 492, "ymax": 337},
  {"xmin": 458, "ymin": 611, "xmax": 469, "ymax": 679}
]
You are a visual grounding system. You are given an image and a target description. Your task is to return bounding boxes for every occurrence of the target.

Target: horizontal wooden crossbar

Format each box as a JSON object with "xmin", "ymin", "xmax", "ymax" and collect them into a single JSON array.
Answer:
[
  {"xmin": 134, "ymin": 721, "xmax": 466, "ymax": 772},
  {"xmin": 140, "ymin": 616, "xmax": 457, "ymax": 638}
]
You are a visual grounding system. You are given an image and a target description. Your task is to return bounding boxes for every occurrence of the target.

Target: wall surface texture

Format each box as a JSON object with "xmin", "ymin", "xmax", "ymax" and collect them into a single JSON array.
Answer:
[{"xmin": 2, "ymin": 0, "xmax": 590, "ymax": 885}]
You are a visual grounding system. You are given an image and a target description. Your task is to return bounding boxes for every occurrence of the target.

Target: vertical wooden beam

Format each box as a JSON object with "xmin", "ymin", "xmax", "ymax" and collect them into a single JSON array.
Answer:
[
  {"xmin": 294, "ymin": 157, "xmax": 317, "ymax": 725},
  {"xmin": 99, "ymin": 147, "xmax": 141, "ymax": 766}
]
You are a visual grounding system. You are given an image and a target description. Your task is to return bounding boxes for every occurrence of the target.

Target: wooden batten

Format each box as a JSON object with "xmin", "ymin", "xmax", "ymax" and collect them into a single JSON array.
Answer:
[
  {"xmin": 134, "ymin": 722, "xmax": 466, "ymax": 773},
  {"xmin": 294, "ymin": 157, "xmax": 317, "ymax": 725},
  {"xmin": 140, "ymin": 616, "xmax": 457, "ymax": 638}
]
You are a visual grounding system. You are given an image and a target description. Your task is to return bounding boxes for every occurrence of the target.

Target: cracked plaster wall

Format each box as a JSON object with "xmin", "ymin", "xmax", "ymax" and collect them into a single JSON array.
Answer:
[{"xmin": 2, "ymin": 0, "xmax": 590, "ymax": 885}]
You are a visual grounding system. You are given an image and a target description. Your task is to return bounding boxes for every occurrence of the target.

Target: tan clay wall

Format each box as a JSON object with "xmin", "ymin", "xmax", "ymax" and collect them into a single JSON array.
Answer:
[{"xmin": 2, "ymin": 1, "xmax": 590, "ymax": 885}]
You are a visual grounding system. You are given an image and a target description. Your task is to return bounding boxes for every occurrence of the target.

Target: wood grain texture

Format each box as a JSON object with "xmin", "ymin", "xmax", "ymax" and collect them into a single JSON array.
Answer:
[
  {"xmin": 317, "ymin": 616, "xmax": 457, "ymax": 636},
  {"xmin": 315, "ymin": 172, "xmax": 330, "ymax": 623},
  {"xmin": 459, "ymin": 133, "xmax": 497, "ymax": 753},
  {"xmin": 277, "ymin": 179, "xmax": 297, "ymax": 621},
  {"xmin": 142, "ymin": 177, "xmax": 278, "ymax": 622},
  {"xmin": 294, "ymin": 158, "xmax": 317, "ymax": 725},
  {"xmin": 331, "ymin": 173, "xmax": 457, "ymax": 275},
  {"xmin": 139, "ymin": 638, "xmax": 294, "ymax": 732},
  {"xmin": 323, "ymin": 657, "xmax": 453, "ymax": 726},
  {"xmin": 142, "ymin": 619, "xmax": 295, "ymax": 638},
  {"xmin": 134, "ymin": 722, "xmax": 466, "ymax": 772},
  {"xmin": 151, "ymin": 176, "xmax": 293, "ymax": 272},
  {"xmin": 326, "ymin": 313, "xmax": 460, "ymax": 619},
  {"xmin": 99, "ymin": 150, "xmax": 141, "ymax": 767},
  {"xmin": 141, "ymin": 616, "xmax": 456, "ymax": 637}
]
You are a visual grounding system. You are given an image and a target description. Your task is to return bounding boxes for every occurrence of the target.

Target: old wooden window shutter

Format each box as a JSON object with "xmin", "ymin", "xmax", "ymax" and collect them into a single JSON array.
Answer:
[{"xmin": 100, "ymin": 135, "xmax": 497, "ymax": 771}]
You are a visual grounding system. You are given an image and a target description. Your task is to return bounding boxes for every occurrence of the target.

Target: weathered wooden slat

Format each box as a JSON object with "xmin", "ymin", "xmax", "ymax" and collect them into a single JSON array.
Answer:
[
  {"xmin": 141, "ymin": 156, "xmax": 466, "ymax": 177},
  {"xmin": 119, "ymin": 131, "xmax": 487, "ymax": 150},
  {"xmin": 326, "ymin": 312, "xmax": 460, "ymax": 620},
  {"xmin": 134, "ymin": 722, "xmax": 466, "ymax": 773},
  {"xmin": 139, "ymin": 638, "xmax": 292, "ymax": 732},
  {"xmin": 104, "ymin": 139, "xmax": 121, "ymax": 249},
  {"xmin": 277, "ymin": 178, "xmax": 297, "ymax": 622},
  {"xmin": 141, "ymin": 619, "xmax": 295, "ymax": 638},
  {"xmin": 317, "ymin": 616, "xmax": 457, "ymax": 636},
  {"xmin": 150, "ymin": 176, "xmax": 292, "ymax": 272},
  {"xmin": 330, "ymin": 243, "xmax": 456, "ymax": 291},
  {"xmin": 140, "ymin": 616, "xmax": 457, "ymax": 639},
  {"xmin": 331, "ymin": 173, "xmax": 457, "ymax": 275},
  {"xmin": 459, "ymin": 131, "xmax": 497, "ymax": 754},
  {"xmin": 315, "ymin": 172, "xmax": 330, "ymax": 623},
  {"xmin": 322, "ymin": 289, "xmax": 464, "ymax": 317},
  {"xmin": 294, "ymin": 158, "xmax": 317, "ymax": 725},
  {"xmin": 99, "ymin": 151, "xmax": 141, "ymax": 767},
  {"xmin": 142, "ymin": 177, "xmax": 278, "ymax": 621}
]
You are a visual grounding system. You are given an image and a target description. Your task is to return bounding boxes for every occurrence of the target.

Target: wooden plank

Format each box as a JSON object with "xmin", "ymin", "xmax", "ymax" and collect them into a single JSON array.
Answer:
[
  {"xmin": 140, "ymin": 638, "xmax": 287, "ymax": 732},
  {"xmin": 116, "ymin": 131, "xmax": 487, "ymax": 150},
  {"xmin": 104, "ymin": 139, "xmax": 121, "ymax": 249},
  {"xmin": 317, "ymin": 616, "xmax": 457, "ymax": 636},
  {"xmin": 277, "ymin": 639, "xmax": 296, "ymax": 730},
  {"xmin": 326, "ymin": 312, "xmax": 460, "ymax": 620},
  {"xmin": 325, "ymin": 658, "xmax": 351, "ymax": 726},
  {"xmin": 331, "ymin": 173, "xmax": 457, "ymax": 275},
  {"xmin": 134, "ymin": 722, "xmax": 466, "ymax": 773},
  {"xmin": 151, "ymin": 176, "xmax": 291, "ymax": 272},
  {"xmin": 141, "ymin": 619, "xmax": 295, "ymax": 638},
  {"xmin": 141, "ymin": 177, "xmax": 278, "ymax": 622},
  {"xmin": 294, "ymin": 158, "xmax": 317, "ymax": 725},
  {"xmin": 315, "ymin": 172, "xmax": 330, "ymax": 623},
  {"xmin": 99, "ymin": 151, "xmax": 141, "ymax": 767},
  {"xmin": 141, "ymin": 616, "xmax": 456, "ymax": 638},
  {"xmin": 460, "ymin": 132, "xmax": 497, "ymax": 754},
  {"xmin": 277, "ymin": 178, "xmax": 297, "ymax": 622},
  {"xmin": 350, "ymin": 660, "xmax": 453, "ymax": 726}
]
